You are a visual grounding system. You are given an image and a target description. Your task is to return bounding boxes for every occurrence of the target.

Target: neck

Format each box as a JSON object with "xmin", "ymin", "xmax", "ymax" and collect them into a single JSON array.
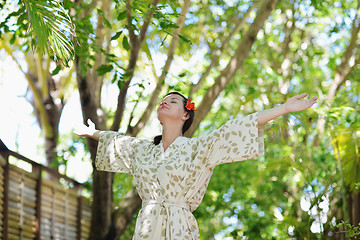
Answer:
[{"xmin": 161, "ymin": 122, "xmax": 183, "ymax": 151}]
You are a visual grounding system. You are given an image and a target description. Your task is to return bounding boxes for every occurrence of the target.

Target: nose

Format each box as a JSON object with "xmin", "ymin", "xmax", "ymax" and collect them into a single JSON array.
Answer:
[{"xmin": 160, "ymin": 100, "xmax": 168, "ymax": 106}]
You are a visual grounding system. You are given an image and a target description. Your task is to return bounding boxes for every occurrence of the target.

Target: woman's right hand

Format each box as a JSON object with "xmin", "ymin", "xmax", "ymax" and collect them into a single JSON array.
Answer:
[{"xmin": 73, "ymin": 119, "xmax": 100, "ymax": 140}]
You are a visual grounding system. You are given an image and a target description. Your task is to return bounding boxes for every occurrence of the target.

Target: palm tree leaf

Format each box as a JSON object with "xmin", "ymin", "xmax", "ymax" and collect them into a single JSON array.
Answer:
[
  {"xmin": 329, "ymin": 106, "xmax": 360, "ymax": 192},
  {"xmin": 22, "ymin": 0, "xmax": 77, "ymax": 66}
]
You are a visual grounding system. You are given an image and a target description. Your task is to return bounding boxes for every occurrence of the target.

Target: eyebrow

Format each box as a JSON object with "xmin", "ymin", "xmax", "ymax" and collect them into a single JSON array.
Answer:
[{"xmin": 163, "ymin": 97, "xmax": 181, "ymax": 101}]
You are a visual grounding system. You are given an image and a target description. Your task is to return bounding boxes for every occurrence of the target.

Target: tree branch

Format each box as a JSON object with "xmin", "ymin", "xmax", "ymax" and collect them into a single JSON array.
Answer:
[
  {"xmin": 93, "ymin": 0, "xmax": 112, "ymax": 106},
  {"xmin": 278, "ymin": 5, "xmax": 297, "ymax": 94},
  {"xmin": 111, "ymin": 0, "xmax": 163, "ymax": 132},
  {"xmin": 327, "ymin": 11, "xmax": 360, "ymax": 101},
  {"xmin": 126, "ymin": 89, "xmax": 144, "ymax": 133},
  {"xmin": 35, "ymin": 52, "xmax": 48, "ymax": 97},
  {"xmin": 107, "ymin": 188, "xmax": 142, "ymax": 239},
  {"xmin": 189, "ymin": 1, "xmax": 260, "ymax": 97},
  {"xmin": 125, "ymin": 0, "xmax": 136, "ymax": 46},
  {"xmin": 186, "ymin": 0, "xmax": 279, "ymax": 137},
  {"xmin": 128, "ymin": 0, "xmax": 191, "ymax": 136},
  {"xmin": 138, "ymin": 0, "xmax": 161, "ymax": 43},
  {"xmin": 314, "ymin": 8, "xmax": 360, "ymax": 143}
]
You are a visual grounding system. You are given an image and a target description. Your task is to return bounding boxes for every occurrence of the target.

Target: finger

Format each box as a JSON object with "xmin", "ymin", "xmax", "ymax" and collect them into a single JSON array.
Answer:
[
  {"xmin": 311, "ymin": 96, "xmax": 318, "ymax": 101},
  {"xmin": 72, "ymin": 126, "xmax": 81, "ymax": 135},
  {"xmin": 308, "ymin": 97, "xmax": 318, "ymax": 106},
  {"xmin": 294, "ymin": 93, "xmax": 308, "ymax": 100},
  {"xmin": 306, "ymin": 97, "xmax": 317, "ymax": 105},
  {"xmin": 72, "ymin": 123, "xmax": 81, "ymax": 131},
  {"xmin": 87, "ymin": 119, "xmax": 94, "ymax": 127}
]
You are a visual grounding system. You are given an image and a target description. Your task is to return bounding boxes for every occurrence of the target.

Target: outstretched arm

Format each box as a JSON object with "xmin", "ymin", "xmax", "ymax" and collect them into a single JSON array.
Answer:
[
  {"xmin": 257, "ymin": 93, "xmax": 318, "ymax": 125},
  {"xmin": 73, "ymin": 119, "xmax": 103, "ymax": 140}
]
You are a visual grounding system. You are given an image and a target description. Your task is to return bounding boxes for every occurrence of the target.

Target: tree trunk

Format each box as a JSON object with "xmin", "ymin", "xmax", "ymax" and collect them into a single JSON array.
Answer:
[
  {"xmin": 43, "ymin": 95, "xmax": 63, "ymax": 168},
  {"xmin": 106, "ymin": 188, "xmax": 142, "ymax": 240},
  {"xmin": 75, "ymin": 56, "xmax": 114, "ymax": 239},
  {"xmin": 91, "ymin": 170, "xmax": 114, "ymax": 239},
  {"xmin": 354, "ymin": 192, "xmax": 360, "ymax": 227}
]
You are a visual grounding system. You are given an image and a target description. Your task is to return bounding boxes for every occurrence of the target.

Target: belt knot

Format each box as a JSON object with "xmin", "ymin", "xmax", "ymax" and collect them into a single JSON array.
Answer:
[{"xmin": 142, "ymin": 200, "xmax": 190, "ymax": 211}]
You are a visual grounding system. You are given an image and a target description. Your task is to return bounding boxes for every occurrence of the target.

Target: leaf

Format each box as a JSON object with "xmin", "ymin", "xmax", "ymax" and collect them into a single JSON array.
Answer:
[
  {"xmin": 117, "ymin": 79, "xmax": 125, "ymax": 90},
  {"xmin": 17, "ymin": 12, "xmax": 27, "ymax": 26},
  {"xmin": 178, "ymin": 72, "xmax": 186, "ymax": 78},
  {"xmin": 10, "ymin": 33, "xmax": 16, "ymax": 44},
  {"xmin": 121, "ymin": 70, "xmax": 133, "ymax": 80},
  {"xmin": 159, "ymin": 34, "xmax": 168, "ymax": 47},
  {"xmin": 22, "ymin": 0, "xmax": 77, "ymax": 66},
  {"xmin": 159, "ymin": 20, "xmax": 178, "ymax": 30},
  {"xmin": 122, "ymin": 35, "xmax": 131, "ymax": 50},
  {"xmin": 96, "ymin": 64, "xmax": 113, "ymax": 76},
  {"xmin": 96, "ymin": 8, "xmax": 112, "ymax": 29},
  {"xmin": 111, "ymin": 31, "xmax": 122, "ymax": 40},
  {"xmin": 111, "ymin": 72, "xmax": 118, "ymax": 84},
  {"xmin": 51, "ymin": 64, "xmax": 61, "ymax": 75},
  {"xmin": 178, "ymin": 34, "xmax": 191, "ymax": 44},
  {"xmin": 153, "ymin": 12, "xmax": 162, "ymax": 19},
  {"xmin": 159, "ymin": 21, "xmax": 168, "ymax": 29},
  {"xmin": 117, "ymin": 11, "xmax": 127, "ymax": 21}
]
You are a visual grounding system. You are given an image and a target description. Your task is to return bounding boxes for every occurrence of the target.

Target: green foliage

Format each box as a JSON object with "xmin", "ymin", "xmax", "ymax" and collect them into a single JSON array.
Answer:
[
  {"xmin": 329, "ymin": 106, "xmax": 360, "ymax": 191},
  {"xmin": 2, "ymin": 0, "xmax": 77, "ymax": 66},
  {"xmin": 86, "ymin": 0, "xmax": 191, "ymax": 90},
  {"xmin": 51, "ymin": 64, "xmax": 62, "ymax": 75},
  {"xmin": 122, "ymin": 35, "xmax": 131, "ymax": 51},
  {"xmin": 337, "ymin": 221, "xmax": 360, "ymax": 238},
  {"xmin": 187, "ymin": 0, "xmax": 360, "ymax": 239}
]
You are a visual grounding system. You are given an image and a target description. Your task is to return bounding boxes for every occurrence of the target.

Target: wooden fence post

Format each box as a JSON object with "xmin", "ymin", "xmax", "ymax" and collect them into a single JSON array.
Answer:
[
  {"xmin": 0, "ymin": 140, "xmax": 10, "ymax": 240},
  {"xmin": 0, "ymin": 139, "xmax": 92, "ymax": 240},
  {"xmin": 3, "ymin": 159, "xmax": 9, "ymax": 240},
  {"xmin": 33, "ymin": 165, "xmax": 42, "ymax": 240},
  {"xmin": 76, "ymin": 186, "xmax": 83, "ymax": 240}
]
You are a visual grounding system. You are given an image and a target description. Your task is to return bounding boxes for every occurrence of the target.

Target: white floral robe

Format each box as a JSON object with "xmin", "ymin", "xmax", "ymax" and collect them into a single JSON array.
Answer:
[{"xmin": 95, "ymin": 113, "xmax": 264, "ymax": 240}]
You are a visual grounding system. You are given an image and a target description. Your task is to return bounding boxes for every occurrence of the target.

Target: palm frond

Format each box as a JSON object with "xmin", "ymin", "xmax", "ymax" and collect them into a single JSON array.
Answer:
[
  {"xmin": 23, "ymin": 0, "xmax": 77, "ymax": 66},
  {"xmin": 329, "ymin": 106, "xmax": 360, "ymax": 192}
]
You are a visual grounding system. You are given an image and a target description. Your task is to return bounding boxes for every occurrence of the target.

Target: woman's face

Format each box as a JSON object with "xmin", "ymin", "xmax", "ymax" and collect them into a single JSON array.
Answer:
[{"xmin": 157, "ymin": 94, "xmax": 188, "ymax": 123}]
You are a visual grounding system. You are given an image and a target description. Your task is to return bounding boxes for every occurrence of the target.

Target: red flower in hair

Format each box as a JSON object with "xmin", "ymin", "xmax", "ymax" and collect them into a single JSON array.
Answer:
[{"xmin": 186, "ymin": 99, "xmax": 196, "ymax": 111}]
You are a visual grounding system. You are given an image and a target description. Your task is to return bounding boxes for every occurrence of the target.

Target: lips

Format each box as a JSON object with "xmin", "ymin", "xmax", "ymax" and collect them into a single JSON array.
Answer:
[{"xmin": 160, "ymin": 106, "xmax": 169, "ymax": 109}]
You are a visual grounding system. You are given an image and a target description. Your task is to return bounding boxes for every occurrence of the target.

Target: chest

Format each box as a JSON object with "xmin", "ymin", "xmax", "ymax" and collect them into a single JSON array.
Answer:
[{"xmin": 132, "ymin": 143, "xmax": 202, "ymax": 187}]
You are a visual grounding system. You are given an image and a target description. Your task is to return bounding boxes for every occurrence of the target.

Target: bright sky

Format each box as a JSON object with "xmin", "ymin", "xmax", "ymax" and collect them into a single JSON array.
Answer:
[
  {"xmin": 0, "ymin": 50, "xmax": 165, "ymax": 183},
  {"xmin": 0, "ymin": 50, "xmax": 93, "ymax": 182},
  {"xmin": 0, "ymin": 50, "xmax": 41, "ymax": 158}
]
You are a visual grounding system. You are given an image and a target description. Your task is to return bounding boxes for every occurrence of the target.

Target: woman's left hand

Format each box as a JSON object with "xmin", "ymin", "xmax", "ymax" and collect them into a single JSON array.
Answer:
[{"xmin": 284, "ymin": 93, "xmax": 318, "ymax": 113}]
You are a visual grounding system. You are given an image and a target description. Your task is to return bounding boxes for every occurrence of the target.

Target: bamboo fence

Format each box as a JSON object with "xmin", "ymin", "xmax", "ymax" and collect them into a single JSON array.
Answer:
[{"xmin": 0, "ymin": 141, "xmax": 92, "ymax": 240}]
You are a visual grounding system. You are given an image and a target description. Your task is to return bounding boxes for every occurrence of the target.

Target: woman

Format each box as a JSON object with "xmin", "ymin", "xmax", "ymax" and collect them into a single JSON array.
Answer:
[{"xmin": 74, "ymin": 92, "xmax": 317, "ymax": 240}]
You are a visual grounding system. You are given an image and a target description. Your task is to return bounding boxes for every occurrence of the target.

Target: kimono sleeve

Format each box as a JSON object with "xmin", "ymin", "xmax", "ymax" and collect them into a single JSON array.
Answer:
[
  {"xmin": 95, "ymin": 131, "xmax": 137, "ymax": 174},
  {"xmin": 200, "ymin": 113, "xmax": 264, "ymax": 167}
]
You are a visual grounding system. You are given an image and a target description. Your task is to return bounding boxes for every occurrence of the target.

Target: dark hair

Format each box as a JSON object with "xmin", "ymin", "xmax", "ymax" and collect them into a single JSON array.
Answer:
[{"xmin": 154, "ymin": 92, "xmax": 195, "ymax": 145}]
